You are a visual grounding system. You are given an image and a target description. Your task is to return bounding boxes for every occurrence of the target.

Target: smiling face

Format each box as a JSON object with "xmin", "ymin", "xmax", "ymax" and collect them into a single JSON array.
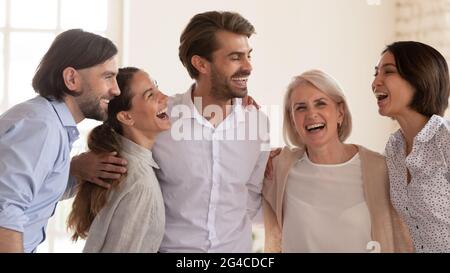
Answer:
[
  {"xmin": 125, "ymin": 71, "xmax": 170, "ymax": 136},
  {"xmin": 372, "ymin": 51, "xmax": 416, "ymax": 119},
  {"xmin": 75, "ymin": 56, "xmax": 120, "ymax": 121},
  {"xmin": 208, "ymin": 31, "xmax": 253, "ymax": 100},
  {"xmin": 290, "ymin": 83, "xmax": 344, "ymax": 148}
]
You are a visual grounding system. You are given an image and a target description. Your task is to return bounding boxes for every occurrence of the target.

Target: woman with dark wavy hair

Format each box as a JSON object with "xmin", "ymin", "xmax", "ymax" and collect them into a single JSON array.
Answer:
[{"xmin": 67, "ymin": 67, "xmax": 170, "ymax": 252}]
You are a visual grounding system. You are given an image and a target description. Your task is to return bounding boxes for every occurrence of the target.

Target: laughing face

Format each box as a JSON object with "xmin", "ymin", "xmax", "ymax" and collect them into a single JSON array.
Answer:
[
  {"xmin": 126, "ymin": 70, "xmax": 170, "ymax": 136},
  {"xmin": 209, "ymin": 31, "xmax": 252, "ymax": 100},
  {"xmin": 372, "ymin": 51, "xmax": 416, "ymax": 119},
  {"xmin": 76, "ymin": 56, "xmax": 120, "ymax": 121},
  {"xmin": 290, "ymin": 83, "xmax": 344, "ymax": 148}
]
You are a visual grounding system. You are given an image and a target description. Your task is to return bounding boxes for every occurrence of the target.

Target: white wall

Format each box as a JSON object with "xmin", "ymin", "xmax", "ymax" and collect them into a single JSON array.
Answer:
[
  {"xmin": 123, "ymin": 0, "xmax": 396, "ymax": 152},
  {"xmin": 396, "ymin": 0, "xmax": 450, "ymax": 120}
]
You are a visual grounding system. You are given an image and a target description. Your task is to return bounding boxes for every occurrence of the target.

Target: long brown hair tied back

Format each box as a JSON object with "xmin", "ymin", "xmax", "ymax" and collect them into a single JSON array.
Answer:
[{"xmin": 67, "ymin": 67, "xmax": 140, "ymax": 241}]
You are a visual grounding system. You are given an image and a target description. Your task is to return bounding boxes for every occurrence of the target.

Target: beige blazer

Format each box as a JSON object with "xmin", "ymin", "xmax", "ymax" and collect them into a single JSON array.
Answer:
[{"xmin": 262, "ymin": 145, "xmax": 413, "ymax": 253}]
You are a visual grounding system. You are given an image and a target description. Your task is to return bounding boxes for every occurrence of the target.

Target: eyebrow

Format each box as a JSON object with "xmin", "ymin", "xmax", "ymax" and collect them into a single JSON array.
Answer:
[
  {"xmin": 293, "ymin": 97, "xmax": 328, "ymax": 106},
  {"xmin": 101, "ymin": 70, "xmax": 118, "ymax": 77},
  {"xmin": 142, "ymin": 88, "xmax": 154, "ymax": 98},
  {"xmin": 227, "ymin": 48, "xmax": 253, "ymax": 57},
  {"xmin": 374, "ymin": 63, "xmax": 396, "ymax": 70}
]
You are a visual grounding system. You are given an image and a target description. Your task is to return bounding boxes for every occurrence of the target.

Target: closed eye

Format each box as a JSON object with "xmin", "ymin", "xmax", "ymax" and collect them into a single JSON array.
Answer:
[
  {"xmin": 315, "ymin": 101, "xmax": 327, "ymax": 107},
  {"xmin": 230, "ymin": 54, "xmax": 240, "ymax": 60},
  {"xmin": 294, "ymin": 104, "xmax": 306, "ymax": 111},
  {"xmin": 143, "ymin": 89, "xmax": 154, "ymax": 99},
  {"xmin": 103, "ymin": 71, "xmax": 117, "ymax": 79}
]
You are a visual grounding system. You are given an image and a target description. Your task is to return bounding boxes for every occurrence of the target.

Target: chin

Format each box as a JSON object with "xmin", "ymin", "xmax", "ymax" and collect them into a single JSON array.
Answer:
[
  {"xmin": 159, "ymin": 122, "xmax": 171, "ymax": 132},
  {"xmin": 233, "ymin": 90, "xmax": 248, "ymax": 98},
  {"xmin": 378, "ymin": 109, "xmax": 390, "ymax": 117}
]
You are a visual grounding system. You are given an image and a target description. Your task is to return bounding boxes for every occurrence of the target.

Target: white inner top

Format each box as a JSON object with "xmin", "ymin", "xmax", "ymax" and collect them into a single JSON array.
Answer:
[{"xmin": 282, "ymin": 152, "xmax": 372, "ymax": 253}]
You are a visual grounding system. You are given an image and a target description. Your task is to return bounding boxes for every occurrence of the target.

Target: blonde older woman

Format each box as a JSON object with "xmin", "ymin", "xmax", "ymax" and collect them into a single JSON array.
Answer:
[{"xmin": 263, "ymin": 70, "xmax": 412, "ymax": 253}]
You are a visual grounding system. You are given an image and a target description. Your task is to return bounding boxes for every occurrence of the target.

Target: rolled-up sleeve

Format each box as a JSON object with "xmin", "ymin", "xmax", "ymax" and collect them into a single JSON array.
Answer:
[{"xmin": 0, "ymin": 118, "xmax": 57, "ymax": 232}]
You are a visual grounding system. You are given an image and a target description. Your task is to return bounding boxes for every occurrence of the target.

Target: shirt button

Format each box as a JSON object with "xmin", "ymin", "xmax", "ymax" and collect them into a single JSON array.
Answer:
[
  {"xmin": 405, "ymin": 207, "xmax": 408, "ymax": 211},
  {"xmin": 421, "ymin": 245, "xmax": 424, "ymax": 250},
  {"xmin": 416, "ymin": 225, "xmax": 419, "ymax": 229}
]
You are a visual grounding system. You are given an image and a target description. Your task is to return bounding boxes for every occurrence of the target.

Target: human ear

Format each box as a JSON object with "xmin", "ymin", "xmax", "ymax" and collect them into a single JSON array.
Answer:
[
  {"xmin": 62, "ymin": 67, "xmax": 81, "ymax": 94},
  {"xmin": 191, "ymin": 55, "xmax": 210, "ymax": 75},
  {"xmin": 116, "ymin": 111, "xmax": 135, "ymax": 127},
  {"xmin": 337, "ymin": 102, "xmax": 345, "ymax": 125}
]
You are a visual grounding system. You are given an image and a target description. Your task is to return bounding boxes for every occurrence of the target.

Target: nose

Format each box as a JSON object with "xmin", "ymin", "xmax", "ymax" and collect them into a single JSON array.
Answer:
[
  {"xmin": 158, "ymin": 90, "xmax": 168, "ymax": 103},
  {"xmin": 372, "ymin": 74, "xmax": 382, "ymax": 92},
  {"xmin": 111, "ymin": 78, "xmax": 120, "ymax": 96},
  {"xmin": 305, "ymin": 108, "xmax": 318, "ymax": 119},
  {"xmin": 242, "ymin": 56, "xmax": 252, "ymax": 73}
]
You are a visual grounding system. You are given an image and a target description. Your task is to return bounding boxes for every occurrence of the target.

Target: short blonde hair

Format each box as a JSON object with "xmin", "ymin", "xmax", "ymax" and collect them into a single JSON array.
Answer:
[{"xmin": 283, "ymin": 69, "xmax": 352, "ymax": 148}]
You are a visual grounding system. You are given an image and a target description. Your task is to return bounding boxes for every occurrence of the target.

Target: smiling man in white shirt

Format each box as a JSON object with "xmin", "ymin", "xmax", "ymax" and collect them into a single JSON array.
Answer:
[{"xmin": 152, "ymin": 11, "xmax": 270, "ymax": 253}]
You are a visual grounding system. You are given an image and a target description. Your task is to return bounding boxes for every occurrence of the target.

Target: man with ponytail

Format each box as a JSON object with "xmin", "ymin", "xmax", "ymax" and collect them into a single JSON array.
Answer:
[{"xmin": 0, "ymin": 29, "xmax": 120, "ymax": 252}]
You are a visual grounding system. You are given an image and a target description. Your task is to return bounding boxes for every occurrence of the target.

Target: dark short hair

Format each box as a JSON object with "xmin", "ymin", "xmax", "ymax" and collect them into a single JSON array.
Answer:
[
  {"xmin": 32, "ymin": 29, "xmax": 118, "ymax": 101},
  {"xmin": 179, "ymin": 11, "xmax": 255, "ymax": 79},
  {"xmin": 384, "ymin": 41, "xmax": 450, "ymax": 117}
]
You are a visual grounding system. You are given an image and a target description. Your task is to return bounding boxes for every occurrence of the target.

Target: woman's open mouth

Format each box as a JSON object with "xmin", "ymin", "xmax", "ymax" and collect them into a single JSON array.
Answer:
[
  {"xmin": 305, "ymin": 123, "xmax": 326, "ymax": 132},
  {"xmin": 374, "ymin": 91, "xmax": 389, "ymax": 103},
  {"xmin": 156, "ymin": 107, "xmax": 169, "ymax": 120}
]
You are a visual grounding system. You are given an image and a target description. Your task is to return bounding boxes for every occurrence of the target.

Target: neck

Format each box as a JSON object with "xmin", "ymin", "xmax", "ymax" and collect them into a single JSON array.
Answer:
[
  {"xmin": 394, "ymin": 111, "xmax": 429, "ymax": 154},
  {"xmin": 63, "ymin": 96, "xmax": 84, "ymax": 123},
  {"xmin": 123, "ymin": 128, "xmax": 156, "ymax": 150},
  {"xmin": 192, "ymin": 79, "xmax": 232, "ymax": 125},
  {"xmin": 306, "ymin": 139, "xmax": 356, "ymax": 164}
]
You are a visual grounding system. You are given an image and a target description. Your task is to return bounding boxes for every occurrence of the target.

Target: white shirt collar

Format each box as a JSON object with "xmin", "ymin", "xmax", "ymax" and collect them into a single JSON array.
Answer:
[
  {"xmin": 179, "ymin": 84, "xmax": 245, "ymax": 124},
  {"xmin": 415, "ymin": 114, "xmax": 445, "ymax": 143}
]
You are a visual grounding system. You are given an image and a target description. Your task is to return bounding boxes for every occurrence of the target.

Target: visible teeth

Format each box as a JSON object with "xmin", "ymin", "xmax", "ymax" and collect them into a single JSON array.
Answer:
[
  {"xmin": 102, "ymin": 99, "xmax": 110, "ymax": 104},
  {"xmin": 374, "ymin": 92, "xmax": 388, "ymax": 100},
  {"xmin": 157, "ymin": 107, "xmax": 168, "ymax": 116},
  {"xmin": 306, "ymin": 123, "xmax": 325, "ymax": 130},
  {"xmin": 232, "ymin": 77, "xmax": 248, "ymax": 81}
]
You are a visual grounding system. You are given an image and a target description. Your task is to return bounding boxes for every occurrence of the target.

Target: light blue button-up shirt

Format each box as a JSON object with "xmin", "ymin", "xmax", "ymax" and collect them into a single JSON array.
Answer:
[{"xmin": 0, "ymin": 96, "xmax": 79, "ymax": 252}]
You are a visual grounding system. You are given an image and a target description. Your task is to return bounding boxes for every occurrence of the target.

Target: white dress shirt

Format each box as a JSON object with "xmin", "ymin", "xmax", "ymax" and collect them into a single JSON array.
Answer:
[
  {"xmin": 282, "ymin": 153, "xmax": 372, "ymax": 253},
  {"xmin": 152, "ymin": 86, "xmax": 270, "ymax": 252},
  {"xmin": 83, "ymin": 136, "xmax": 165, "ymax": 252},
  {"xmin": 386, "ymin": 115, "xmax": 450, "ymax": 253}
]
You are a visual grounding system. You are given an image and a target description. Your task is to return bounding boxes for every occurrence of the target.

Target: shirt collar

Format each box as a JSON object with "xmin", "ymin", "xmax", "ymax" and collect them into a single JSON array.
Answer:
[
  {"xmin": 179, "ymin": 84, "xmax": 199, "ymax": 120},
  {"xmin": 179, "ymin": 84, "xmax": 245, "ymax": 124},
  {"xmin": 119, "ymin": 135, "xmax": 160, "ymax": 169},
  {"xmin": 49, "ymin": 98, "xmax": 79, "ymax": 143},
  {"xmin": 49, "ymin": 99, "xmax": 77, "ymax": 127},
  {"xmin": 415, "ymin": 114, "xmax": 445, "ymax": 143}
]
